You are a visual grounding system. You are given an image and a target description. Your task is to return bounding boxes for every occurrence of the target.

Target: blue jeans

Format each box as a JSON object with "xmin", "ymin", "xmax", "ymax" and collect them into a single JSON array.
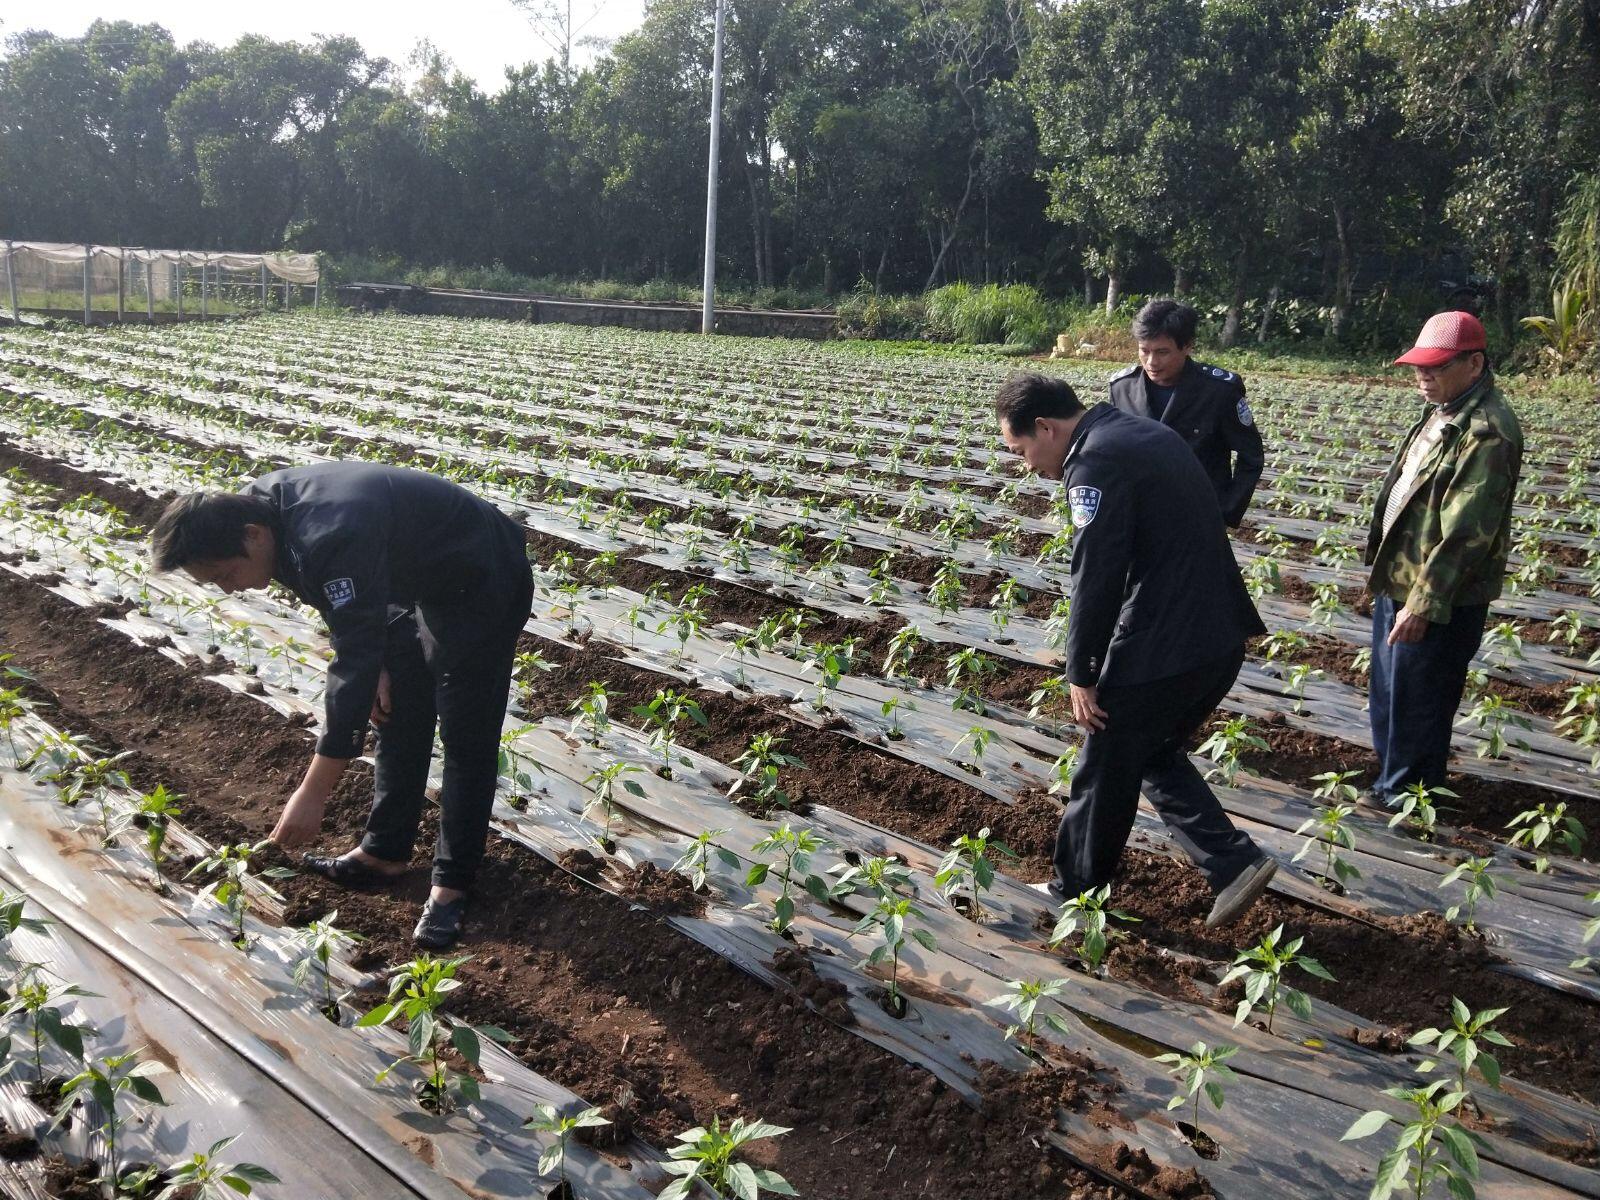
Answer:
[{"xmin": 1368, "ymin": 592, "xmax": 1488, "ymax": 800}]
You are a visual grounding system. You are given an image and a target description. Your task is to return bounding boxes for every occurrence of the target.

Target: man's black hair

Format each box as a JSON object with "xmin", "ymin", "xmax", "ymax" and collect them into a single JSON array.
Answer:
[
  {"xmin": 149, "ymin": 491, "xmax": 277, "ymax": 572},
  {"xmin": 1132, "ymin": 297, "xmax": 1199, "ymax": 347},
  {"xmin": 994, "ymin": 373, "xmax": 1084, "ymax": 435}
]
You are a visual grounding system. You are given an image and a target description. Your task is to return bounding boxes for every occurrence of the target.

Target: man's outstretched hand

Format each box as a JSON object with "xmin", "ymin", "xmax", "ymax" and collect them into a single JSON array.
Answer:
[{"xmin": 271, "ymin": 786, "xmax": 327, "ymax": 847}]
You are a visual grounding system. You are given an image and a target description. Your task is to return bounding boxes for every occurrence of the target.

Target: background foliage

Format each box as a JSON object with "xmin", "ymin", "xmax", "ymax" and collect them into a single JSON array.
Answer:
[{"xmin": 2, "ymin": 1, "xmax": 1597, "ymax": 356}]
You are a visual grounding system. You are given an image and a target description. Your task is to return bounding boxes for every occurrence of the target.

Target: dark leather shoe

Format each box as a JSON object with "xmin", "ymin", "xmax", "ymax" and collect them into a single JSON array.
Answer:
[
  {"xmin": 1206, "ymin": 857, "xmax": 1278, "ymax": 928},
  {"xmin": 301, "ymin": 853, "xmax": 399, "ymax": 889},
  {"xmin": 413, "ymin": 895, "xmax": 467, "ymax": 950}
]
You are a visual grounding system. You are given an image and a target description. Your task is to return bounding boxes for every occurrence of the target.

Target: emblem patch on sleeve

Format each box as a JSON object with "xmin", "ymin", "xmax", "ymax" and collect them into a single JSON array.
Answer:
[
  {"xmin": 1237, "ymin": 398, "xmax": 1254, "ymax": 427},
  {"xmin": 323, "ymin": 577, "xmax": 356, "ymax": 609},
  {"xmin": 1067, "ymin": 485, "xmax": 1102, "ymax": 528}
]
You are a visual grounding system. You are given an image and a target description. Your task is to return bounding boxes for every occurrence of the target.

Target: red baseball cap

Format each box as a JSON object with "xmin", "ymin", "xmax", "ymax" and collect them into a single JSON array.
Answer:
[{"xmin": 1394, "ymin": 311, "xmax": 1487, "ymax": 367}]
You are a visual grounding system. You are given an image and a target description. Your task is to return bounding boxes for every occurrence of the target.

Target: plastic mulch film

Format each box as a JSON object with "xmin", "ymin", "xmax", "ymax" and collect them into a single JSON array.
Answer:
[
  {"xmin": 0, "ymin": 761, "xmax": 661, "ymax": 1200},
  {"xmin": 3, "ymin": 612, "xmax": 1598, "ymax": 1199},
  {"xmin": 1, "ymin": 473, "xmax": 1596, "ymax": 1008}
]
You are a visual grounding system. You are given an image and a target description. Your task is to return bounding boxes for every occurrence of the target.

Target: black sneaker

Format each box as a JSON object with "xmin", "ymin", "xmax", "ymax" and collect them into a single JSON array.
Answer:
[
  {"xmin": 1354, "ymin": 790, "xmax": 1397, "ymax": 815},
  {"xmin": 1205, "ymin": 857, "xmax": 1278, "ymax": 929},
  {"xmin": 413, "ymin": 895, "xmax": 467, "ymax": 950}
]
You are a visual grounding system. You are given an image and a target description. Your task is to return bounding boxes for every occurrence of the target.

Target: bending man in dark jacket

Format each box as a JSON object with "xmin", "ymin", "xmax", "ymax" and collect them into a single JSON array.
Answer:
[
  {"xmin": 996, "ymin": 373, "xmax": 1276, "ymax": 927},
  {"xmin": 1108, "ymin": 298, "xmax": 1264, "ymax": 527},
  {"xmin": 150, "ymin": 462, "xmax": 534, "ymax": 949}
]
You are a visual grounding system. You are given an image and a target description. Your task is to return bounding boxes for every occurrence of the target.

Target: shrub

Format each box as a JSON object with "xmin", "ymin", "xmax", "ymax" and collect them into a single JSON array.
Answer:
[{"xmin": 923, "ymin": 282, "xmax": 1062, "ymax": 349}]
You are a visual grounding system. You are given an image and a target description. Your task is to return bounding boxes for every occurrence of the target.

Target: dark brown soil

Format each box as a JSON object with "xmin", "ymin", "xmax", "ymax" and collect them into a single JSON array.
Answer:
[
  {"xmin": 1521, "ymin": 619, "xmax": 1600, "ymax": 660},
  {"xmin": 1228, "ymin": 718, "xmax": 1595, "ymax": 856},
  {"xmin": 42, "ymin": 1155, "xmax": 100, "ymax": 1200},
  {"xmin": 513, "ymin": 635, "xmax": 1064, "ymax": 880},
  {"xmin": 1099, "ymin": 849, "xmax": 1600, "ymax": 1104},
  {"xmin": 1088, "ymin": 1143, "xmax": 1212, "ymax": 1200},
  {"xmin": 1254, "ymin": 633, "xmax": 1367, "ymax": 690},
  {"xmin": 615, "ymin": 859, "xmax": 706, "ymax": 915},
  {"xmin": 771, "ymin": 946, "xmax": 856, "ymax": 1027},
  {"xmin": 0, "ymin": 435, "xmax": 174, "ymax": 527},
  {"xmin": 0, "ymin": 551, "xmax": 1162, "ymax": 1199},
  {"xmin": 0, "ymin": 1123, "xmax": 40, "ymax": 1161}
]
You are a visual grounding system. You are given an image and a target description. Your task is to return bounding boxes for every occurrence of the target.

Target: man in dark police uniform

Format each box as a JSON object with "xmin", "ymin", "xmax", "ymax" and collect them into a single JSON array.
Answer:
[
  {"xmin": 1109, "ymin": 298, "xmax": 1265, "ymax": 527},
  {"xmin": 996, "ymin": 373, "xmax": 1277, "ymax": 927},
  {"xmin": 150, "ymin": 462, "xmax": 534, "ymax": 949}
]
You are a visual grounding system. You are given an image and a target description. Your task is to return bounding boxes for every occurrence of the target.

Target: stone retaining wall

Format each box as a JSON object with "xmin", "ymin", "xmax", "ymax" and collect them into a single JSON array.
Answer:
[{"xmin": 337, "ymin": 283, "xmax": 839, "ymax": 340}]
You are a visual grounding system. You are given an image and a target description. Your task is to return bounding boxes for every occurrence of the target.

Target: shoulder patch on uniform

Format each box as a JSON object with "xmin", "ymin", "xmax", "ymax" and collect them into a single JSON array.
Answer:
[
  {"xmin": 1209, "ymin": 366, "xmax": 1236, "ymax": 381},
  {"xmin": 1237, "ymin": 398, "xmax": 1254, "ymax": 426},
  {"xmin": 323, "ymin": 577, "xmax": 356, "ymax": 609},
  {"xmin": 1067, "ymin": 485, "xmax": 1102, "ymax": 528}
]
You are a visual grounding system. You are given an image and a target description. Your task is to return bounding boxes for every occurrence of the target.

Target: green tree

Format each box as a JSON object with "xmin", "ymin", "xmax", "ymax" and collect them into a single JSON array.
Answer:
[{"xmin": 1026, "ymin": 0, "xmax": 1201, "ymax": 311}]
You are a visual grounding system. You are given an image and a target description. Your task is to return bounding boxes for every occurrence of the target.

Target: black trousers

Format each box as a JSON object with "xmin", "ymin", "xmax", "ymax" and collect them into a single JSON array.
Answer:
[
  {"xmin": 1369, "ymin": 593, "xmax": 1488, "ymax": 800},
  {"xmin": 1053, "ymin": 647, "xmax": 1261, "ymax": 898},
  {"xmin": 359, "ymin": 565, "xmax": 533, "ymax": 890}
]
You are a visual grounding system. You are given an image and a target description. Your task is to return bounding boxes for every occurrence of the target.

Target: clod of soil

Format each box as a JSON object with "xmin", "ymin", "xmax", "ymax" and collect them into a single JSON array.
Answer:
[
  {"xmin": 1094, "ymin": 1142, "xmax": 1214, "ymax": 1199},
  {"xmin": 1350, "ymin": 1026, "xmax": 1409, "ymax": 1053},
  {"xmin": 617, "ymin": 860, "xmax": 705, "ymax": 916},
  {"xmin": 772, "ymin": 947, "xmax": 855, "ymax": 1026},
  {"xmin": 41, "ymin": 1155, "xmax": 100, "ymax": 1200},
  {"xmin": 556, "ymin": 847, "xmax": 604, "ymax": 879},
  {"xmin": 573, "ymin": 1097, "xmax": 633, "ymax": 1150},
  {"xmin": 1176, "ymin": 1122, "xmax": 1220, "ymax": 1161},
  {"xmin": 0, "ymin": 1123, "xmax": 40, "ymax": 1161}
]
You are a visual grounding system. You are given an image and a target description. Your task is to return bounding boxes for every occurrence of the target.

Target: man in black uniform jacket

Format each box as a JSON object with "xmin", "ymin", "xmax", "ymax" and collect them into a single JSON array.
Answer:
[
  {"xmin": 150, "ymin": 463, "xmax": 534, "ymax": 949},
  {"xmin": 1109, "ymin": 298, "xmax": 1264, "ymax": 527},
  {"xmin": 996, "ymin": 373, "xmax": 1278, "ymax": 927}
]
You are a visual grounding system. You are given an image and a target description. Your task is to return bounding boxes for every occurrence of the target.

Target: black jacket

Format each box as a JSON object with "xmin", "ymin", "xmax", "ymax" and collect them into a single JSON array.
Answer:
[
  {"xmin": 1108, "ymin": 358, "xmax": 1264, "ymax": 526},
  {"xmin": 1061, "ymin": 405, "xmax": 1266, "ymax": 688},
  {"xmin": 243, "ymin": 463, "xmax": 528, "ymax": 759}
]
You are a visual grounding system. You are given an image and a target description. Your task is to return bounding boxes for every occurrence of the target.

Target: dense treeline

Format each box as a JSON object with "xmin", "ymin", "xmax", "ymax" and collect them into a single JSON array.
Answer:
[{"xmin": 2, "ymin": 0, "xmax": 1598, "ymax": 346}]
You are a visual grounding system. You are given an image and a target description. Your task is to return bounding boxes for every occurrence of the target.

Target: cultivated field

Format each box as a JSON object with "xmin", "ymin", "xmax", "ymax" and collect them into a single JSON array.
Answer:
[{"xmin": 0, "ymin": 311, "xmax": 1595, "ymax": 1200}]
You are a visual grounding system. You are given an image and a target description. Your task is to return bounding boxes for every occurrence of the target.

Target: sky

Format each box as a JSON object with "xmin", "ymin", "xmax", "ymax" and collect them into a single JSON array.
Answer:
[{"xmin": 0, "ymin": 0, "xmax": 651, "ymax": 91}]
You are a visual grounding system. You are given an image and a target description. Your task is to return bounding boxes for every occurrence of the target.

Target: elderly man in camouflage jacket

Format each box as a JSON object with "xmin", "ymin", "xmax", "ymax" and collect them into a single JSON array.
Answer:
[{"xmin": 1364, "ymin": 311, "xmax": 1523, "ymax": 802}]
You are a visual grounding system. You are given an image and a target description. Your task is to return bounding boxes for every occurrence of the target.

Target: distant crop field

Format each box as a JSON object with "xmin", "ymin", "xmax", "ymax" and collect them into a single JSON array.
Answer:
[{"xmin": 0, "ymin": 310, "xmax": 1595, "ymax": 1200}]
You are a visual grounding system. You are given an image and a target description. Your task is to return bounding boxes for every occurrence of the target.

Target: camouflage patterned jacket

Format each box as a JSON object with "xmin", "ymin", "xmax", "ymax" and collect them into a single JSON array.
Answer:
[{"xmin": 1364, "ymin": 372, "xmax": 1523, "ymax": 624}]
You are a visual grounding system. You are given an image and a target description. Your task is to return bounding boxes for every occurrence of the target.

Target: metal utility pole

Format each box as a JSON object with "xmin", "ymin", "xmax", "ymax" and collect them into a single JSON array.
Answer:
[
  {"xmin": 700, "ymin": 0, "xmax": 726, "ymax": 335},
  {"xmin": 5, "ymin": 241, "xmax": 18, "ymax": 324}
]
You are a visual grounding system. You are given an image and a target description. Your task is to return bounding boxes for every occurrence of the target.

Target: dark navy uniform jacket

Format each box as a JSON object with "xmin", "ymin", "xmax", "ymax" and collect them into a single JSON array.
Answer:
[
  {"xmin": 242, "ymin": 463, "xmax": 528, "ymax": 759},
  {"xmin": 1108, "ymin": 358, "xmax": 1264, "ymax": 526},
  {"xmin": 1061, "ymin": 405, "xmax": 1266, "ymax": 688}
]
